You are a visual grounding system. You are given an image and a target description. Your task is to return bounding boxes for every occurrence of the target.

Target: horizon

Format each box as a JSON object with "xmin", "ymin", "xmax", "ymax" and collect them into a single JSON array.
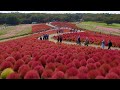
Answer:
[{"xmin": 0, "ymin": 11, "xmax": 120, "ymax": 14}]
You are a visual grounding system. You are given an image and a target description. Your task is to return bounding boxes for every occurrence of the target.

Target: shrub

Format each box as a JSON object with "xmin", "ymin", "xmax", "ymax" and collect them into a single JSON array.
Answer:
[
  {"xmin": 18, "ymin": 64, "xmax": 31, "ymax": 78},
  {"xmin": 95, "ymin": 76, "xmax": 105, "ymax": 79},
  {"xmin": 78, "ymin": 66, "xmax": 88, "ymax": 73},
  {"xmin": 52, "ymin": 71, "xmax": 65, "ymax": 79},
  {"xmin": 5, "ymin": 56, "xmax": 16, "ymax": 65},
  {"xmin": 65, "ymin": 67, "xmax": 78, "ymax": 77},
  {"xmin": 105, "ymin": 72, "xmax": 119, "ymax": 79},
  {"xmin": 6, "ymin": 72, "xmax": 20, "ymax": 79},
  {"xmin": 24, "ymin": 70, "xmax": 40, "ymax": 79},
  {"xmin": 87, "ymin": 70, "xmax": 100, "ymax": 79},
  {"xmin": 1, "ymin": 68, "xmax": 14, "ymax": 79},
  {"xmin": 34, "ymin": 65, "xmax": 44, "ymax": 75},
  {"xmin": 41, "ymin": 69, "xmax": 53, "ymax": 79},
  {"xmin": 14, "ymin": 59, "xmax": 24, "ymax": 71},
  {"xmin": 0, "ymin": 61, "xmax": 13, "ymax": 71}
]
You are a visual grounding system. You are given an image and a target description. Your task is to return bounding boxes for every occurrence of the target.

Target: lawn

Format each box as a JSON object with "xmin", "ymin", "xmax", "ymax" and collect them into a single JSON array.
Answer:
[
  {"xmin": 76, "ymin": 21, "xmax": 120, "ymax": 36},
  {"xmin": 0, "ymin": 24, "xmax": 32, "ymax": 40}
]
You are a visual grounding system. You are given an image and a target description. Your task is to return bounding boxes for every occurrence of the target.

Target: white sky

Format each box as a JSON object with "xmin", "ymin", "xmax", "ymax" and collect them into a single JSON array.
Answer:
[{"xmin": 0, "ymin": 11, "xmax": 120, "ymax": 14}]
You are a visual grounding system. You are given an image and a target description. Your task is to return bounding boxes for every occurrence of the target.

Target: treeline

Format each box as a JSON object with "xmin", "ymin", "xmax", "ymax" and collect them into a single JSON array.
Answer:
[
  {"xmin": 83, "ymin": 14, "xmax": 120, "ymax": 25},
  {"xmin": 0, "ymin": 13, "xmax": 120, "ymax": 25}
]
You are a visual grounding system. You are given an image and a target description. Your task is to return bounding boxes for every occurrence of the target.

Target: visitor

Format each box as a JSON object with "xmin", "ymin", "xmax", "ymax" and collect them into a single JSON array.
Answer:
[
  {"xmin": 84, "ymin": 37, "xmax": 89, "ymax": 46},
  {"xmin": 43, "ymin": 34, "xmax": 45, "ymax": 40},
  {"xmin": 101, "ymin": 39, "xmax": 105, "ymax": 49},
  {"xmin": 108, "ymin": 40, "xmax": 112, "ymax": 49},
  {"xmin": 40, "ymin": 36, "xmax": 42, "ymax": 40},
  {"xmin": 77, "ymin": 36, "xmax": 81, "ymax": 45},
  {"xmin": 57, "ymin": 35, "xmax": 60, "ymax": 42},
  {"xmin": 59, "ymin": 35, "xmax": 63, "ymax": 43}
]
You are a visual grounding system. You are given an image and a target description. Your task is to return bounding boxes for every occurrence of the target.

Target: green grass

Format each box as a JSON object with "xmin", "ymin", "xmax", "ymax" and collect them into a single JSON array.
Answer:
[
  {"xmin": 0, "ymin": 24, "xmax": 33, "ymax": 40},
  {"xmin": 76, "ymin": 21, "xmax": 120, "ymax": 36}
]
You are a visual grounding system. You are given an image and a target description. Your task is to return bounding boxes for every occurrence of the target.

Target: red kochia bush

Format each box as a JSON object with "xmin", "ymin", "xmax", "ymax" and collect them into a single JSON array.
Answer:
[
  {"xmin": 6, "ymin": 72, "xmax": 20, "ymax": 79},
  {"xmin": 14, "ymin": 59, "xmax": 25, "ymax": 71},
  {"xmin": 41, "ymin": 69, "xmax": 53, "ymax": 79},
  {"xmin": 52, "ymin": 71, "xmax": 65, "ymax": 79},
  {"xmin": 0, "ymin": 61, "xmax": 13, "ymax": 71},
  {"xmin": 55, "ymin": 65, "xmax": 67, "ymax": 73},
  {"xmin": 109, "ymin": 67, "xmax": 120, "ymax": 76},
  {"xmin": 95, "ymin": 76, "xmax": 105, "ymax": 79},
  {"xmin": 5, "ymin": 56, "xmax": 16, "ymax": 65},
  {"xmin": 31, "ymin": 61, "xmax": 41, "ymax": 69},
  {"xmin": 80, "ymin": 60, "xmax": 87, "ymax": 66},
  {"xmin": 99, "ymin": 64, "xmax": 111, "ymax": 76},
  {"xmin": 87, "ymin": 63, "xmax": 96, "ymax": 71},
  {"xmin": 73, "ymin": 60, "xmax": 81, "ymax": 69},
  {"xmin": 34, "ymin": 65, "xmax": 44, "ymax": 75},
  {"xmin": 87, "ymin": 58, "xmax": 95, "ymax": 64},
  {"xmin": 45, "ymin": 63, "xmax": 56, "ymax": 71},
  {"xmin": 78, "ymin": 66, "xmax": 88, "ymax": 73},
  {"xmin": 18, "ymin": 64, "xmax": 31, "ymax": 78},
  {"xmin": 22, "ymin": 55, "xmax": 31, "ymax": 64},
  {"xmin": 77, "ymin": 72, "xmax": 88, "ymax": 79},
  {"xmin": 24, "ymin": 70, "xmax": 40, "ymax": 79},
  {"xmin": 87, "ymin": 70, "xmax": 100, "ymax": 79},
  {"xmin": 105, "ymin": 72, "xmax": 119, "ymax": 79},
  {"xmin": 65, "ymin": 67, "xmax": 78, "ymax": 77}
]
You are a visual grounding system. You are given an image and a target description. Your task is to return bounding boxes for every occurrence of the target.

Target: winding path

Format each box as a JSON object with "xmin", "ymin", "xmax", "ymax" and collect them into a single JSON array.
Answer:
[{"xmin": 48, "ymin": 32, "xmax": 120, "ymax": 50}]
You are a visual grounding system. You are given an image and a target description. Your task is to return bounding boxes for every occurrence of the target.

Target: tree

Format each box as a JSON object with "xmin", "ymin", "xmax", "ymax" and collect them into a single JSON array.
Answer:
[{"xmin": 6, "ymin": 15, "xmax": 20, "ymax": 25}]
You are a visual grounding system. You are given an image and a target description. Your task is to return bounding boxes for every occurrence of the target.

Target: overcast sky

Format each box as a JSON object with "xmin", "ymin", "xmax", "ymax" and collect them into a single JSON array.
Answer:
[{"xmin": 0, "ymin": 11, "xmax": 120, "ymax": 14}]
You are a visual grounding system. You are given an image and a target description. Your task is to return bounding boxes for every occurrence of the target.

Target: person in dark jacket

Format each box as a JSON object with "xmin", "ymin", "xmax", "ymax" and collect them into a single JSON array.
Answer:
[
  {"xmin": 57, "ymin": 35, "xmax": 60, "ymax": 42},
  {"xmin": 108, "ymin": 40, "xmax": 112, "ymax": 49},
  {"xmin": 84, "ymin": 37, "xmax": 89, "ymax": 46},
  {"xmin": 59, "ymin": 35, "xmax": 63, "ymax": 43},
  {"xmin": 77, "ymin": 36, "xmax": 81, "ymax": 45}
]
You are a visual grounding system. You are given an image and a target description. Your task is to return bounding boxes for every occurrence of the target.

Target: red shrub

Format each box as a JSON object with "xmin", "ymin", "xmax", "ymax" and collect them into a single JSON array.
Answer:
[
  {"xmin": 109, "ymin": 67, "xmax": 120, "ymax": 76},
  {"xmin": 80, "ymin": 60, "xmax": 87, "ymax": 66},
  {"xmin": 95, "ymin": 62, "xmax": 101, "ymax": 68},
  {"xmin": 66, "ymin": 62, "xmax": 76, "ymax": 69},
  {"xmin": 105, "ymin": 72, "xmax": 119, "ymax": 79},
  {"xmin": 6, "ymin": 72, "xmax": 20, "ymax": 79},
  {"xmin": 65, "ymin": 67, "xmax": 78, "ymax": 77},
  {"xmin": 55, "ymin": 65, "xmax": 67, "ymax": 73},
  {"xmin": 45, "ymin": 63, "xmax": 56, "ymax": 71},
  {"xmin": 46, "ymin": 56, "xmax": 55, "ymax": 63},
  {"xmin": 78, "ymin": 66, "xmax": 88, "ymax": 73},
  {"xmin": 31, "ymin": 61, "xmax": 41, "ymax": 69},
  {"xmin": 77, "ymin": 72, "xmax": 88, "ymax": 79},
  {"xmin": 5, "ymin": 56, "xmax": 16, "ymax": 65},
  {"xmin": 22, "ymin": 55, "xmax": 31, "ymax": 64},
  {"xmin": 14, "ymin": 59, "xmax": 25, "ymax": 71},
  {"xmin": 18, "ymin": 64, "xmax": 31, "ymax": 78},
  {"xmin": 87, "ymin": 70, "xmax": 100, "ymax": 79},
  {"xmin": 95, "ymin": 76, "xmax": 105, "ymax": 79},
  {"xmin": 87, "ymin": 58, "xmax": 95, "ymax": 64},
  {"xmin": 34, "ymin": 65, "xmax": 44, "ymax": 75},
  {"xmin": 73, "ymin": 60, "xmax": 81, "ymax": 69},
  {"xmin": 87, "ymin": 63, "xmax": 96, "ymax": 71},
  {"xmin": 52, "ymin": 71, "xmax": 65, "ymax": 79},
  {"xmin": 41, "ymin": 69, "xmax": 53, "ymax": 79},
  {"xmin": 100, "ymin": 64, "xmax": 111, "ymax": 75},
  {"xmin": 24, "ymin": 70, "xmax": 40, "ymax": 79},
  {"xmin": 0, "ymin": 61, "xmax": 13, "ymax": 71}
]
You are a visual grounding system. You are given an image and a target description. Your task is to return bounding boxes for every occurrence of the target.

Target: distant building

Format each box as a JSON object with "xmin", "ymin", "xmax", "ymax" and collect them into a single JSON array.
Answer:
[{"xmin": 32, "ymin": 22, "xmax": 37, "ymax": 24}]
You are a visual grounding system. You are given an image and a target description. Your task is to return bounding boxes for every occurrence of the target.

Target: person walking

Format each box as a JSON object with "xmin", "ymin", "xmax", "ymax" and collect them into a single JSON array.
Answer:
[
  {"xmin": 84, "ymin": 37, "xmax": 89, "ymax": 46},
  {"xmin": 108, "ymin": 40, "xmax": 112, "ymax": 49},
  {"xmin": 77, "ymin": 36, "xmax": 81, "ymax": 45},
  {"xmin": 101, "ymin": 39, "xmax": 105, "ymax": 49},
  {"xmin": 59, "ymin": 35, "xmax": 63, "ymax": 43}
]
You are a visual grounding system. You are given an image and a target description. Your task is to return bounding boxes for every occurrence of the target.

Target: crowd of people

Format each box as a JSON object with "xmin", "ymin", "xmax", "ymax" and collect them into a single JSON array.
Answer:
[
  {"xmin": 38, "ymin": 28, "xmax": 113, "ymax": 50},
  {"xmin": 38, "ymin": 34, "xmax": 49, "ymax": 40},
  {"xmin": 76, "ymin": 35, "xmax": 112, "ymax": 49}
]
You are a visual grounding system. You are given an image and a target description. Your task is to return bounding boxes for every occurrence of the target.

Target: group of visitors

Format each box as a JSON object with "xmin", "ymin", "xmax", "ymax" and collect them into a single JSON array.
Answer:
[
  {"xmin": 57, "ymin": 35, "xmax": 63, "ymax": 43},
  {"xmin": 101, "ymin": 40, "xmax": 112, "ymax": 49},
  {"xmin": 38, "ymin": 34, "xmax": 49, "ymax": 40},
  {"xmin": 76, "ymin": 36, "xmax": 89, "ymax": 46},
  {"xmin": 76, "ymin": 36, "xmax": 112, "ymax": 49}
]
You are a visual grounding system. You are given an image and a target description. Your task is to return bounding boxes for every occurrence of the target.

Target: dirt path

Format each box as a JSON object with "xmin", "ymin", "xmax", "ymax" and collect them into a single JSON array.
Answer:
[{"xmin": 49, "ymin": 32, "xmax": 120, "ymax": 50}]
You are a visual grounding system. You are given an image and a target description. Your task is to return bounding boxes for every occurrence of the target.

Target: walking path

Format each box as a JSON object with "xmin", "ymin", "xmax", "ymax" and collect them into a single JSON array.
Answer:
[{"xmin": 48, "ymin": 32, "xmax": 120, "ymax": 50}]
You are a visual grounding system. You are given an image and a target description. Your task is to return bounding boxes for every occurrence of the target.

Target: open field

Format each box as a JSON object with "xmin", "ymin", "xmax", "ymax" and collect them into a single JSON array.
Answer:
[
  {"xmin": 76, "ymin": 21, "xmax": 120, "ymax": 36},
  {"xmin": 0, "ymin": 24, "xmax": 32, "ymax": 40}
]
